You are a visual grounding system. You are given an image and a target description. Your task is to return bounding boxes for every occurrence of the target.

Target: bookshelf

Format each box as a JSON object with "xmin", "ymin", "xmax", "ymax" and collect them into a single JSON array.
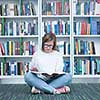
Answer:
[
  {"xmin": 0, "ymin": 0, "xmax": 40, "ymax": 83},
  {"xmin": 72, "ymin": 0, "xmax": 100, "ymax": 80},
  {"xmin": 0, "ymin": 0, "xmax": 100, "ymax": 84},
  {"xmin": 41, "ymin": 0, "xmax": 71, "ymax": 74}
]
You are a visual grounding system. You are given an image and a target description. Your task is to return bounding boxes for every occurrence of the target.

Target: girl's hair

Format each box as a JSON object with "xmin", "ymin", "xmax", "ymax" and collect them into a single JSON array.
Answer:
[{"xmin": 42, "ymin": 33, "xmax": 56, "ymax": 51}]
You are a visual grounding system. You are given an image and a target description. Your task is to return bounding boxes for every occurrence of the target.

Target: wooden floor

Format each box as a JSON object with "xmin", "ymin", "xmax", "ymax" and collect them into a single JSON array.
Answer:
[{"xmin": 0, "ymin": 83, "xmax": 100, "ymax": 100}]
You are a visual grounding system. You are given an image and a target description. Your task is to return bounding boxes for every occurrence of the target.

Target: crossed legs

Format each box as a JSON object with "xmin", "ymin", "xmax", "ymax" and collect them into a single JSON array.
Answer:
[{"xmin": 24, "ymin": 72, "xmax": 72, "ymax": 93}]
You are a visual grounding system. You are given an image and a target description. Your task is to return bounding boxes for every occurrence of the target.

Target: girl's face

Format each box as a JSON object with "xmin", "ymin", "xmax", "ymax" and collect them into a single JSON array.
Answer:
[{"xmin": 43, "ymin": 40, "xmax": 54, "ymax": 53}]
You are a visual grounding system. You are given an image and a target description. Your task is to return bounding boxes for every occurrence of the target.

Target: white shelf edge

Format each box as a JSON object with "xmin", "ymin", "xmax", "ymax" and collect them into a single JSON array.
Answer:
[
  {"xmin": 0, "ymin": 55, "xmax": 71, "ymax": 58},
  {"xmin": 0, "ymin": 55, "xmax": 33, "ymax": 58},
  {"xmin": 56, "ymin": 35, "xmax": 70, "ymax": 38},
  {"xmin": 74, "ymin": 55, "xmax": 100, "ymax": 57},
  {"xmin": 0, "ymin": 35, "xmax": 39, "ymax": 38},
  {"xmin": 0, "ymin": 16, "xmax": 38, "ymax": 18},
  {"xmin": 0, "ymin": 75, "xmax": 24, "ymax": 79},
  {"xmin": 0, "ymin": 55, "xmax": 70, "ymax": 58},
  {"xmin": 73, "ymin": 35, "xmax": 100, "ymax": 38},
  {"xmin": 42, "ymin": 15, "xmax": 70, "ymax": 18},
  {"xmin": 73, "ymin": 75, "xmax": 100, "ymax": 78},
  {"xmin": 1, "ymin": 75, "xmax": 100, "ymax": 79},
  {"xmin": 63, "ymin": 55, "xmax": 70, "ymax": 58},
  {"xmin": 73, "ymin": 15, "xmax": 100, "ymax": 17}
]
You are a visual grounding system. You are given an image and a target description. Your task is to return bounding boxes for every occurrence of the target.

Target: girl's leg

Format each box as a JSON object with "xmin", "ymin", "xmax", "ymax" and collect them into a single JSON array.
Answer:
[
  {"xmin": 24, "ymin": 72, "xmax": 55, "ymax": 93},
  {"xmin": 48, "ymin": 73, "xmax": 72, "ymax": 88}
]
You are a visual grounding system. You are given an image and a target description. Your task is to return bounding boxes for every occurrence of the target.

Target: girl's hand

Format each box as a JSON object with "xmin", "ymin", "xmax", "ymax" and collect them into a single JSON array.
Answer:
[{"xmin": 30, "ymin": 67, "xmax": 38, "ymax": 71}]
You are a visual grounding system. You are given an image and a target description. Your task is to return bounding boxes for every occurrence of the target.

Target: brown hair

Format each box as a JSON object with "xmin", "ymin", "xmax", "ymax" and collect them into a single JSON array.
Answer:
[{"xmin": 42, "ymin": 33, "xmax": 56, "ymax": 51}]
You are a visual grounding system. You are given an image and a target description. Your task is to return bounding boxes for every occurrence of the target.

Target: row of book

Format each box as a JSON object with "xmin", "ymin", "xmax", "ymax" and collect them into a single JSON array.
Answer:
[
  {"xmin": 0, "ymin": 59, "xmax": 28, "ymax": 76},
  {"xmin": 57, "ymin": 41, "xmax": 70, "ymax": 55},
  {"xmin": 74, "ymin": 20, "xmax": 100, "ymax": 35},
  {"xmin": 73, "ymin": 0, "xmax": 100, "ymax": 15},
  {"xmin": 0, "ymin": 59, "xmax": 70, "ymax": 76},
  {"xmin": 42, "ymin": 20, "xmax": 70, "ymax": 35},
  {"xmin": 42, "ymin": 0, "xmax": 70, "ymax": 15},
  {"xmin": 74, "ymin": 39, "xmax": 95, "ymax": 55},
  {"xmin": 0, "ymin": 40, "xmax": 70, "ymax": 56},
  {"xmin": 0, "ymin": 41, "xmax": 36, "ymax": 56},
  {"xmin": 0, "ymin": 19, "xmax": 38, "ymax": 36},
  {"xmin": 0, "ymin": 1, "xmax": 36, "ymax": 16},
  {"xmin": 74, "ymin": 57, "xmax": 100, "ymax": 75}
]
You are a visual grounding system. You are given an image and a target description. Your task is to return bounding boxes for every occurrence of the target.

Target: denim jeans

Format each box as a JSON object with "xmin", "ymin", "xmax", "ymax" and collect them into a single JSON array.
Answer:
[{"xmin": 24, "ymin": 72, "xmax": 72, "ymax": 93}]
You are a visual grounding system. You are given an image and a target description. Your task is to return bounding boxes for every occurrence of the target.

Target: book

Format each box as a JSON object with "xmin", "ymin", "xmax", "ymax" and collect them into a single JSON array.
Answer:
[
  {"xmin": 76, "ymin": 0, "xmax": 81, "ymax": 15},
  {"xmin": 94, "ymin": 2, "xmax": 100, "ymax": 15},
  {"xmin": 31, "ymin": 71, "xmax": 66, "ymax": 79}
]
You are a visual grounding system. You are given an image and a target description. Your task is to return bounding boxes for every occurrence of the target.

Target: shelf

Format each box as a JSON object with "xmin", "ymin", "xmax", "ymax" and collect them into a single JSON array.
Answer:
[
  {"xmin": 0, "ymin": 55, "xmax": 33, "ymax": 58},
  {"xmin": 74, "ymin": 55, "xmax": 100, "ymax": 57},
  {"xmin": 73, "ymin": 35, "xmax": 100, "ymax": 38},
  {"xmin": 73, "ymin": 75, "xmax": 100, "ymax": 78},
  {"xmin": 0, "ymin": 16, "xmax": 38, "ymax": 18},
  {"xmin": 0, "ymin": 75, "xmax": 24, "ymax": 79},
  {"xmin": 56, "ymin": 35, "xmax": 70, "ymax": 38},
  {"xmin": 0, "ymin": 35, "xmax": 39, "ymax": 38},
  {"xmin": 1, "ymin": 75, "xmax": 99, "ymax": 79},
  {"xmin": 73, "ymin": 15, "xmax": 100, "ymax": 17},
  {"xmin": 63, "ymin": 55, "xmax": 70, "ymax": 58},
  {"xmin": 42, "ymin": 15, "xmax": 70, "ymax": 18}
]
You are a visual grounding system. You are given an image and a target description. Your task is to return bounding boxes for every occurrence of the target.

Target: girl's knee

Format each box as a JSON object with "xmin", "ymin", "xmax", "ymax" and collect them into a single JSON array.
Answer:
[
  {"xmin": 64, "ymin": 73, "xmax": 72, "ymax": 82},
  {"xmin": 24, "ymin": 72, "xmax": 32, "ymax": 81},
  {"xmin": 68, "ymin": 73, "xmax": 72, "ymax": 82}
]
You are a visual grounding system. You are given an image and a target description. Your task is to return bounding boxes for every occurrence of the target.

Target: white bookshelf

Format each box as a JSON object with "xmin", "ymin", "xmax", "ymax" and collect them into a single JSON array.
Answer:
[
  {"xmin": 41, "ymin": 0, "xmax": 71, "ymax": 75},
  {"xmin": 72, "ymin": 0, "xmax": 100, "ymax": 80},
  {"xmin": 0, "ymin": 0, "xmax": 40, "ymax": 84},
  {"xmin": 0, "ymin": 0, "xmax": 100, "ymax": 84}
]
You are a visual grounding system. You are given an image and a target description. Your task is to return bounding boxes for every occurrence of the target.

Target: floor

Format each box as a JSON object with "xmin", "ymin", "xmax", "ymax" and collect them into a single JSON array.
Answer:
[{"xmin": 0, "ymin": 83, "xmax": 100, "ymax": 100}]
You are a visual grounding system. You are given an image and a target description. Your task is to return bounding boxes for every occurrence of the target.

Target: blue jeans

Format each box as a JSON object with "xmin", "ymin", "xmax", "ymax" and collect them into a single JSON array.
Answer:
[{"xmin": 24, "ymin": 72, "xmax": 72, "ymax": 93}]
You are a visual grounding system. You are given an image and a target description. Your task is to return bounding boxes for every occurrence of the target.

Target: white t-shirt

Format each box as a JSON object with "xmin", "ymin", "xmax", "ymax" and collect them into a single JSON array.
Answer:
[{"xmin": 29, "ymin": 50, "xmax": 64, "ymax": 74}]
